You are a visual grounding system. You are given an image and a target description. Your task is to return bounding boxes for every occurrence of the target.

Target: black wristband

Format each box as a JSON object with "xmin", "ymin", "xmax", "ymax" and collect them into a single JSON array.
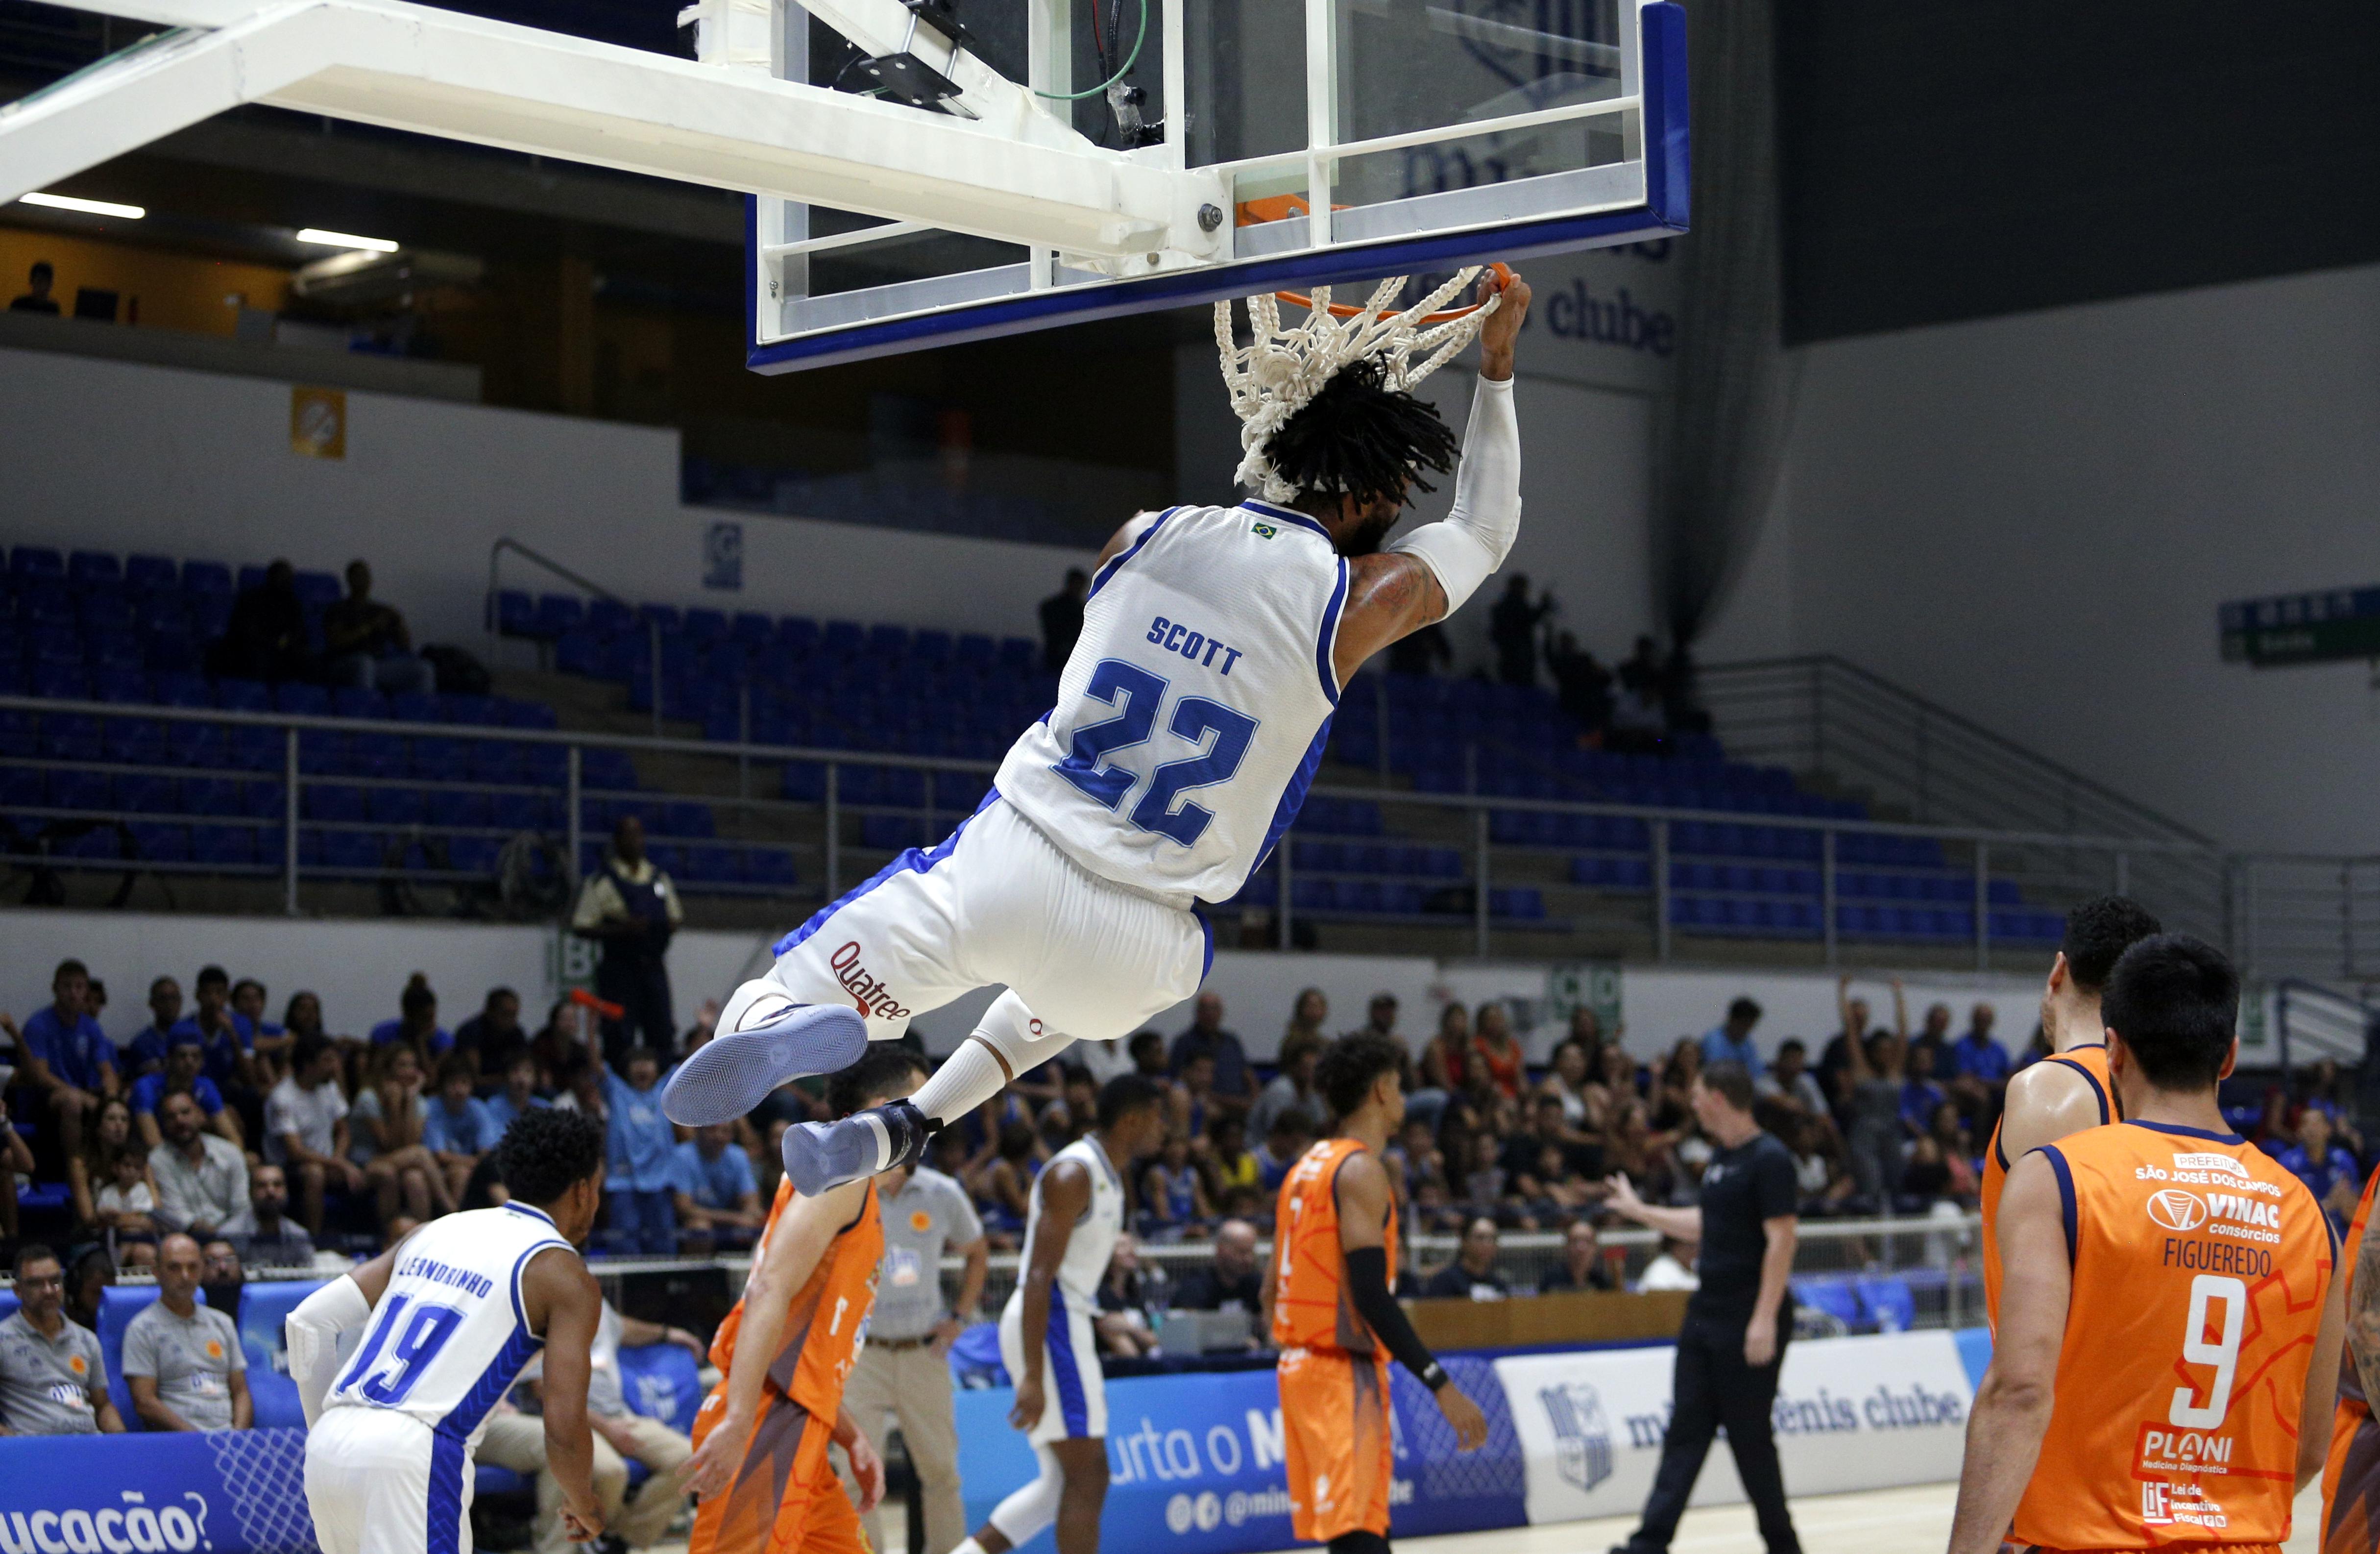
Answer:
[{"xmin": 1417, "ymin": 1360, "xmax": 1449, "ymax": 1391}]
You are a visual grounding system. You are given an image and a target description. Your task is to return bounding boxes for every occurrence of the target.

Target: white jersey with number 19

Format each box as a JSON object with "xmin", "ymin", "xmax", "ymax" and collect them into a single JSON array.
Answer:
[{"xmin": 996, "ymin": 498, "xmax": 1348, "ymax": 905}]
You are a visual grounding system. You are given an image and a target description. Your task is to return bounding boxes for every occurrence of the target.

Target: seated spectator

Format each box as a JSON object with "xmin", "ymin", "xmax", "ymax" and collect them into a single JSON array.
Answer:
[
  {"xmin": 1637, "ymin": 1234, "xmax": 1700, "ymax": 1291},
  {"xmin": 455, "ymin": 987, "xmax": 529, "ymax": 1085},
  {"xmin": 1909, "ymin": 1001, "xmax": 1953, "ymax": 1076},
  {"xmin": 423, "ymin": 1053, "xmax": 500, "ymax": 1203},
  {"xmin": 94, "ymin": 1143, "xmax": 161, "ymax": 1266},
  {"xmin": 671, "ymin": 1122, "xmax": 763, "ymax": 1249},
  {"xmin": 1948, "ymin": 1003, "xmax": 2010, "ymax": 1088},
  {"xmin": 267, "ymin": 1033, "xmax": 362, "ymax": 1233},
  {"xmin": 122, "ymin": 1233, "xmax": 250, "ymax": 1432},
  {"xmin": 1471, "ymin": 1002, "xmax": 1526, "ymax": 1101},
  {"xmin": 1535, "ymin": 1038, "xmax": 1600, "ymax": 1141},
  {"xmin": 484, "ymin": 1051, "xmax": 551, "ymax": 1132},
  {"xmin": 61, "ymin": 1247, "xmax": 113, "ymax": 1334},
  {"xmin": 1126, "ymin": 1028, "xmax": 1173, "ymax": 1088},
  {"xmin": 1093, "ymin": 1233, "xmax": 1157, "ymax": 1358},
  {"xmin": 502, "ymin": 1300, "xmax": 701, "ymax": 1551},
  {"xmin": 1169, "ymin": 1051, "xmax": 1219, "ymax": 1141},
  {"xmin": 350, "ymin": 1042, "xmax": 454, "ymax": 1225},
  {"xmin": 976, "ymin": 1120, "xmax": 1039, "ymax": 1236},
  {"xmin": 149, "ymin": 1091, "xmax": 252, "ymax": 1238},
  {"xmin": 1899, "ymin": 1041, "xmax": 1946, "ymax": 1138},
  {"xmin": 1900, "ymin": 1135, "xmax": 1955, "ymax": 1204},
  {"xmin": 1700, "ymin": 997, "xmax": 1763, "ymax": 1070},
  {"xmin": 1283, "ymin": 987, "xmax": 1330, "ymax": 1050},
  {"xmin": 2280, "ymin": 1108, "xmax": 2363, "ymax": 1228},
  {"xmin": 200, "ymin": 1240, "xmax": 246, "ymax": 1321},
  {"xmin": 231, "ymin": 978, "xmax": 289, "ymax": 1071},
  {"xmin": 603, "ymin": 1047, "xmax": 680, "ymax": 1256},
  {"xmin": 1928, "ymin": 1102, "xmax": 1979, "ymax": 1206},
  {"xmin": 65, "ymin": 1095, "xmax": 140, "ymax": 1238},
  {"xmin": 1504, "ymin": 1093, "xmax": 1602, "ymax": 1185},
  {"xmin": 529, "ymin": 998, "xmax": 596, "ymax": 1092},
  {"xmin": 2298, "ymin": 1059, "xmax": 2363, "ymax": 1156},
  {"xmin": 121, "ymin": 976, "xmax": 183, "ymax": 1080},
  {"xmin": 1256, "ymin": 1110, "xmax": 1314, "ymax": 1191},
  {"xmin": 1584, "ymin": 1041, "xmax": 1642, "ymax": 1124},
  {"xmin": 1204, "ymin": 1113, "xmax": 1259, "ymax": 1203},
  {"xmin": 1757, "ymin": 1038, "xmax": 1829, "ymax": 1120},
  {"xmin": 1787, "ymin": 1114, "xmax": 1853, "ymax": 1211},
  {"xmin": 16, "ymin": 958, "xmax": 119, "ymax": 1158},
  {"xmin": 1539, "ymin": 1217, "xmax": 1621, "ymax": 1293},
  {"xmin": 1517, "ymin": 1143, "xmax": 1600, "ymax": 1220},
  {"xmin": 1420, "ymin": 1216, "xmax": 1509, "ymax": 1300},
  {"xmin": 1169, "ymin": 992, "xmax": 1255, "ymax": 1119},
  {"xmin": 0, "ymin": 1245, "xmax": 123, "ymax": 1434},
  {"xmin": 1141, "ymin": 1133, "xmax": 1212, "ymax": 1233},
  {"xmin": 323, "ymin": 558, "xmax": 434, "ymax": 694},
  {"xmin": 0, "ymin": 1093, "xmax": 29, "ymax": 1248},
  {"xmin": 234, "ymin": 1163, "xmax": 320, "ymax": 1268},
  {"xmin": 1410, "ymin": 1003, "xmax": 1473, "ymax": 1134},
  {"xmin": 1249, "ymin": 1032, "xmax": 1323, "ymax": 1145},
  {"xmin": 370, "ymin": 972, "xmax": 453, "ymax": 1059},
  {"xmin": 170, "ymin": 964, "xmax": 258, "ymax": 1095},
  {"xmin": 9, "ymin": 260, "xmax": 60, "ymax": 315},
  {"xmin": 210, "ymin": 559, "xmax": 313, "ymax": 684},
  {"xmin": 132, "ymin": 1031, "xmax": 243, "ymax": 1150},
  {"xmin": 1172, "ymin": 1218, "xmax": 1263, "ymax": 1312}
]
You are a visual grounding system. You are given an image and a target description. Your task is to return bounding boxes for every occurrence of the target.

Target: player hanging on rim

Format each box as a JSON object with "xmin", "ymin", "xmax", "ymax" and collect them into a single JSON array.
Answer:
[
  {"xmin": 662, "ymin": 266, "xmax": 1534, "ymax": 1192},
  {"xmin": 1948, "ymin": 935, "xmax": 2348, "ymax": 1554},
  {"xmin": 1977, "ymin": 894, "xmax": 2163, "ymax": 1330},
  {"xmin": 287, "ymin": 1108, "xmax": 611, "ymax": 1554},
  {"xmin": 947, "ymin": 1075, "xmax": 1167, "ymax": 1554},
  {"xmin": 1266, "ymin": 1033, "xmax": 1489, "ymax": 1554}
]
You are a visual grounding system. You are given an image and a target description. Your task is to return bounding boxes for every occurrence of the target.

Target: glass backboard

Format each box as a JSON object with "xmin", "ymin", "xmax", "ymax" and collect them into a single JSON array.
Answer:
[{"xmin": 749, "ymin": 0, "xmax": 1686, "ymax": 372}]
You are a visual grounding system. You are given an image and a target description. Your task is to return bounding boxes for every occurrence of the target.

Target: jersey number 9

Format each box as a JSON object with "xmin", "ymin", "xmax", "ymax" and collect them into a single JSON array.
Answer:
[
  {"xmin": 2169, "ymin": 1274, "xmax": 2246, "ymax": 1430},
  {"xmin": 345, "ymin": 1294, "xmax": 467, "ymax": 1407}
]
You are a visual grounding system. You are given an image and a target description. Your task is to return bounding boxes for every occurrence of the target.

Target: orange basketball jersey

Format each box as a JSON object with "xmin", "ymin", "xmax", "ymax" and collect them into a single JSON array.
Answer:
[
  {"xmin": 709, "ymin": 1178, "xmax": 884, "ymax": 1418},
  {"xmin": 1272, "ymin": 1137, "xmax": 1398, "ymax": 1354},
  {"xmin": 1981, "ymin": 1042, "xmax": 2112, "ymax": 1331},
  {"xmin": 2012, "ymin": 1120, "xmax": 2335, "ymax": 1550},
  {"xmin": 2321, "ymin": 1167, "xmax": 2380, "ymax": 1554}
]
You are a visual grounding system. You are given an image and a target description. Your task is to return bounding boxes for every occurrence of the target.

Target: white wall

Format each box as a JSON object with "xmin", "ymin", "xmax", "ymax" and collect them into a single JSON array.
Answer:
[
  {"xmin": 0, "ymin": 348, "xmax": 1096, "ymax": 652},
  {"xmin": 1707, "ymin": 261, "xmax": 2380, "ymax": 854}
]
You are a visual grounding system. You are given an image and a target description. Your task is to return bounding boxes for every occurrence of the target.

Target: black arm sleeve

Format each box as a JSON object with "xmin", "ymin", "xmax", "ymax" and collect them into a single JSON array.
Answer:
[{"xmin": 1343, "ymin": 1245, "xmax": 1442, "ymax": 1386}]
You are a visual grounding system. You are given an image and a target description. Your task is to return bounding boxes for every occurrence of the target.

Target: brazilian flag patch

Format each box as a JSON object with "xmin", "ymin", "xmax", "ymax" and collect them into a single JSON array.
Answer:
[{"xmin": 1252, "ymin": 522, "xmax": 1278, "ymax": 539}]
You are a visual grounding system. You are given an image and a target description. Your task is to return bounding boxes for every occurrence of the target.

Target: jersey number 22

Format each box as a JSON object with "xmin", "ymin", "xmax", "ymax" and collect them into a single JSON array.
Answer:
[{"xmin": 1054, "ymin": 658, "xmax": 1260, "ymax": 846}]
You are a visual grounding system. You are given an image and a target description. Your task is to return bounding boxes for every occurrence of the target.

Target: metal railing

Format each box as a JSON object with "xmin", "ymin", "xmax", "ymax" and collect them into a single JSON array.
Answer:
[
  {"xmin": 2274, "ymin": 978, "xmax": 2377, "ymax": 1076},
  {"xmin": 484, "ymin": 537, "xmax": 663, "ymax": 738}
]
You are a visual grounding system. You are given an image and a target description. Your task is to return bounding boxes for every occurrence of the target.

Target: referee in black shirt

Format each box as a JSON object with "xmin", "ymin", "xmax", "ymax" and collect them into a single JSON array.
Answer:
[{"xmin": 1603, "ymin": 1061, "xmax": 1802, "ymax": 1554}]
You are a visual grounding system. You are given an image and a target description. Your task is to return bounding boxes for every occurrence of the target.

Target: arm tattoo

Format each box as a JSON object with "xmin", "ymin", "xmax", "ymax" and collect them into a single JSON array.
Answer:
[{"xmin": 2351, "ymin": 1228, "xmax": 2380, "ymax": 1405}]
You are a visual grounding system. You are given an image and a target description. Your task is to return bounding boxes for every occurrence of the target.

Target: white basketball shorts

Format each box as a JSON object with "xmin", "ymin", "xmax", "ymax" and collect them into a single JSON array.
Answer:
[
  {"xmin": 761, "ymin": 793, "xmax": 1212, "ymax": 1046},
  {"xmin": 306, "ymin": 1406, "xmax": 478, "ymax": 1554},
  {"xmin": 998, "ymin": 1284, "xmax": 1108, "ymax": 1444}
]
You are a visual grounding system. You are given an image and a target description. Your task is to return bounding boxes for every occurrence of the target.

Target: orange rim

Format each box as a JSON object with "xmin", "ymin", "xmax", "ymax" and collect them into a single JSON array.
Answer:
[{"xmin": 1274, "ymin": 262, "xmax": 1512, "ymax": 323}]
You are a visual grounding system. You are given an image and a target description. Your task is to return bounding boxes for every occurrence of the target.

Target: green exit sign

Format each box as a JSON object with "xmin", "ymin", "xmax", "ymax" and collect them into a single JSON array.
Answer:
[{"xmin": 2220, "ymin": 587, "xmax": 2380, "ymax": 667}]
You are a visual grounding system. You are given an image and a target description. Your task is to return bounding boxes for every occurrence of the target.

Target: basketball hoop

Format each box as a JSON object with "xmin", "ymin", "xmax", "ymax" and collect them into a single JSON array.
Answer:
[{"xmin": 1274, "ymin": 262, "xmax": 1514, "ymax": 324}]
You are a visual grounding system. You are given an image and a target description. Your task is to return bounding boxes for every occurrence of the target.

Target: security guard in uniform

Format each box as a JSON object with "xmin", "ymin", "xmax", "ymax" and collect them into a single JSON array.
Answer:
[{"xmin": 571, "ymin": 815, "xmax": 682, "ymax": 1065}]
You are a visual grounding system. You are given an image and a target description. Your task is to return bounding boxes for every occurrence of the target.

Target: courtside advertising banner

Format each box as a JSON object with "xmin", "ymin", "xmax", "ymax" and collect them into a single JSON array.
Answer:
[
  {"xmin": 1497, "ymin": 1330, "xmax": 1976, "ymax": 1526},
  {"xmin": 0, "ymin": 1429, "xmax": 318, "ymax": 1554}
]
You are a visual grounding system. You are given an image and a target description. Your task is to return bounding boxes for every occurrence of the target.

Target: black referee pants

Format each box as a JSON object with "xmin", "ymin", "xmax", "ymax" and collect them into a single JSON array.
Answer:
[{"xmin": 1618, "ymin": 1310, "xmax": 1800, "ymax": 1554}]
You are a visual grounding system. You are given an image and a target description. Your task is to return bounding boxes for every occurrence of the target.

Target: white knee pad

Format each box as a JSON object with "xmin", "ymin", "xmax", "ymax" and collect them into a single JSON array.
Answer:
[
  {"xmin": 986, "ymin": 1447, "xmax": 1066, "ymax": 1546},
  {"xmin": 717, "ymin": 975, "xmax": 804, "ymax": 1035},
  {"xmin": 973, "ymin": 990, "xmax": 1077, "ymax": 1073}
]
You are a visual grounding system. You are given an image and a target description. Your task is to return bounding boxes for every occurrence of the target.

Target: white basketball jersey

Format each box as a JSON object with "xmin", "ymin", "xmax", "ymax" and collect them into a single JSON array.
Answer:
[
  {"xmin": 324, "ymin": 1203, "xmax": 575, "ymax": 1447},
  {"xmin": 1024, "ymin": 1135, "xmax": 1127, "ymax": 1309},
  {"xmin": 997, "ymin": 499, "xmax": 1349, "ymax": 904}
]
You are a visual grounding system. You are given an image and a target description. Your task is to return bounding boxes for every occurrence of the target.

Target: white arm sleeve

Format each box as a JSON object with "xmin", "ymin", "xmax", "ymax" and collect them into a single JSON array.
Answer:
[
  {"xmin": 1387, "ymin": 373, "xmax": 1521, "ymax": 616},
  {"xmin": 286, "ymin": 1274, "xmax": 372, "ymax": 1428}
]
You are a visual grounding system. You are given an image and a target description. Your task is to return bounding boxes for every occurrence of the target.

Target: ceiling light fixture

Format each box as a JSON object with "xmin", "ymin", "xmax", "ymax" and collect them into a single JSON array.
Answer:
[
  {"xmin": 296, "ymin": 228, "xmax": 399, "ymax": 253},
  {"xmin": 20, "ymin": 191, "xmax": 146, "ymax": 220}
]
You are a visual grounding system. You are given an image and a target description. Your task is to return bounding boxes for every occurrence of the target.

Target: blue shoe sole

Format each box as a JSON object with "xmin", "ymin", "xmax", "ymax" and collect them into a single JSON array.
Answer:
[
  {"xmin": 662, "ymin": 1004, "xmax": 868, "ymax": 1125},
  {"xmin": 781, "ymin": 1119, "xmax": 868, "ymax": 1198}
]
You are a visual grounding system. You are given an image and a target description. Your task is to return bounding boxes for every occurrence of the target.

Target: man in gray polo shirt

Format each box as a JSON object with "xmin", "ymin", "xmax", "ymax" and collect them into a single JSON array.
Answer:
[
  {"xmin": 122, "ymin": 1233, "xmax": 250, "ymax": 1431},
  {"xmin": 0, "ymin": 1244, "xmax": 123, "ymax": 1435},
  {"xmin": 844, "ymin": 1054, "xmax": 989, "ymax": 1554}
]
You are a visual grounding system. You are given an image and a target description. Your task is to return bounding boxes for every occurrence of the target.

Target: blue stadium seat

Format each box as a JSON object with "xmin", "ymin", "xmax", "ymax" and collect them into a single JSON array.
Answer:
[
  {"xmin": 191, "ymin": 823, "xmax": 258, "ymax": 865},
  {"xmin": 124, "ymin": 555, "xmax": 177, "ymax": 591},
  {"xmin": 777, "ymin": 617, "xmax": 821, "ymax": 655},
  {"xmin": 368, "ymin": 787, "xmax": 427, "ymax": 824},
  {"xmin": 1855, "ymin": 1275, "xmax": 1916, "ymax": 1333},
  {"xmin": 617, "ymin": 1341, "xmax": 703, "ymax": 1435},
  {"xmin": 119, "ymin": 774, "xmax": 177, "ymax": 814},
  {"xmin": 182, "ymin": 561, "xmax": 233, "ymax": 594},
  {"xmin": 274, "ymin": 682, "xmax": 331, "ymax": 717},
  {"xmin": 534, "ymin": 594, "xmax": 586, "ymax": 638},
  {"xmin": 822, "ymin": 619, "xmax": 866, "ymax": 657},
  {"xmin": 240, "ymin": 782, "xmax": 287, "ymax": 820},
  {"xmin": 292, "ymin": 571, "xmax": 341, "ymax": 606},
  {"xmin": 1791, "ymin": 1277, "xmax": 1864, "ymax": 1329},
  {"xmin": 430, "ymin": 790, "xmax": 493, "ymax": 828},
  {"xmin": 49, "ymin": 768, "xmax": 111, "ymax": 812},
  {"xmin": 10, "ymin": 547, "xmax": 64, "ymax": 581},
  {"xmin": 496, "ymin": 589, "xmax": 537, "ymax": 636},
  {"xmin": 745, "ymin": 849, "xmax": 798, "ymax": 888}
]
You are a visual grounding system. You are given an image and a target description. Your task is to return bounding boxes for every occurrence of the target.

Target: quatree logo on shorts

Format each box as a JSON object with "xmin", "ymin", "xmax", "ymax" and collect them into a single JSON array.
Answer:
[
  {"xmin": 2147, "ymin": 1189, "xmax": 2207, "ymax": 1233},
  {"xmin": 829, "ymin": 940, "xmax": 912, "ymax": 1021}
]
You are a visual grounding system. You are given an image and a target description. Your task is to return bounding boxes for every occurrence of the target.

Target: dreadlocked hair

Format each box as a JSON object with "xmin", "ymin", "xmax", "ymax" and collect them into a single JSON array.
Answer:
[{"xmin": 1265, "ymin": 359, "xmax": 1460, "ymax": 509}]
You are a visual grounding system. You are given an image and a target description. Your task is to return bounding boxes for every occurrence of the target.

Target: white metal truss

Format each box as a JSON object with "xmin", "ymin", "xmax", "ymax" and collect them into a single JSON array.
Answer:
[{"xmin": 0, "ymin": 0, "xmax": 1226, "ymax": 262}]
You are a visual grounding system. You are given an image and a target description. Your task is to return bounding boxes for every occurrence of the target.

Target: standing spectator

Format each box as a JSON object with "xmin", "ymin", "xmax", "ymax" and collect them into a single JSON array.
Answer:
[
  {"xmin": 266, "ymin": 1033, "xmax": 361, "ymax": 1233},
  {"xmin": 572, "ymin": 817, "xmax": 682, "ymax": 1064},
  {"xmin": 321, "ymin": 559, "xmax": 434, "ymax": 693},
  {"xmin": 603, "ymin": 1047, "xmax": 679, "ymax": 1255},
  {"xmin": 9, "ymin": 261, "xmax": 60, "ymax": 315},
  {"xmin": 669, "ymin": 1123, "xmax": 764, "ymax": 1249},
  {"xmin": 0, "ymin": 1245, "xmax": 123, "ymax": 1434},
  {"xmin": 1471, "ymin": 1001, "xmax": 1525, "ymax": 1101},
  {"xmin": 1249, "ymin": 1033, "xmax": 1324, "ymax": 1145},
  {"xmin": 484, "ymin": 1051, "xmax": 550, "ymax": 1132},
  {"xmin": 1170, "ymin": 992, "xmax": 1256, "ymax": 1118},
  {"xmin": 1700, "ymin": 998, "xmax": 1762, "ymax": 1071},
  {"xmin": 1175, "ymin": 1216, "xmax": 1264, "ymax": 1312},
  {"xmin": 148, "ymin": 1092, "xmax": 251, "ymax": 1238},
  {"xmin": 232, "ymin": 1164, "xmax": 320, "ymax": 1268},
  {"xmin": 349, "ymin": 1042, "xmax": 453, "ymax": 1224},
  {"xmin": 2279, "ymin": 1108, "xmax": 2363, "ymax": 1229},
  {"xmin": 1603, "ymin": 1061, "xmax": 1801, "ymax": 1554},
  {"xmin": 1820, "ymin": 974, "xmax": 1905, "ymax": 1112},
  {"xmin": 421, "ymin": 1054, "xmax": 499, "ymax": 1204},
  {"xmin": 848, "ymin": 1061, "xmax": 987, "ymax": 1554},
  {"xmin": 454, "ymin": 987, "xmax": 529, "ymax": 1083},
  {"xmin": 368, "ymin": 972, "xmax": 453, "ymax": 1059},
  {"xmin": 121, "ymin": 1234, "xmax": 250, "ymax": 1432},
  {"xmin": 130, "ymin": 1031, "xmax": 242, "ymax": 1150},
  {"xmin": 1039, "ymin": 567, "xmax": 1089, "ymax": 673},
  {"xmin": 212, "ymin": 560, "xmax": 312, "ymax": 685},
  {"xmin": 1547, "ymin": 632, "xmax": 1613, "ymax": 734},
  {"xmin": 1487, "ymin": 574, "xmax": 1554, "ymax": 687},
  {"xmin": 18, "ymin": 958, "xmax": 118, "ymax": 1158},
  {"xmin": 1539, "ymin": 1217, "xmax": 1620, "ymax": 1293},
  {"xmin": 1840, "ymin": 1028, "xmax": 1907, "ymax": 1209},
  {"xmin": 121, "ymin": 975, "xmax": 183, "ymax": 1080},
  {"xmin": 1420, "ymin": 1216, "xmax": 1510, "ymax": 1299}
]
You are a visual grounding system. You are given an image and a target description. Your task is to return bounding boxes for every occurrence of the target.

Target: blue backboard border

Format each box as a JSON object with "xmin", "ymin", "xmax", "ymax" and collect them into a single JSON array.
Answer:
[{"xmin": 746, "ymin": 1, "xmax": 1688, "ymax": 376}]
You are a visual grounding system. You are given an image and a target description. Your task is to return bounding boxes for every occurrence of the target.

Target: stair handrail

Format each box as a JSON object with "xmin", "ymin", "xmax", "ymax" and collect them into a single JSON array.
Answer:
[{"xmin": 485, "ymin": 536, "xmax": 662, "ymax": 738}]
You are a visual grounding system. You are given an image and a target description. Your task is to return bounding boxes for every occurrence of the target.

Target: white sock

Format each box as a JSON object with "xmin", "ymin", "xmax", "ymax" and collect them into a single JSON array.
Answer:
[
  {"xmin": 910, "ymin": 1039, "xmax": 1009, "ymax": 1128},
  {"xmin": 950, "ymin": 1541, "xmax": 986, "ymax": 1554}
]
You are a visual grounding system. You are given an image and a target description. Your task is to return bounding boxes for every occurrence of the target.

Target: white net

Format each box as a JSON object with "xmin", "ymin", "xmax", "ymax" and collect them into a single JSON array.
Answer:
[{"xmin": 206, "ymin": 1428, "xmax": 321, "ymax": 1554}]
